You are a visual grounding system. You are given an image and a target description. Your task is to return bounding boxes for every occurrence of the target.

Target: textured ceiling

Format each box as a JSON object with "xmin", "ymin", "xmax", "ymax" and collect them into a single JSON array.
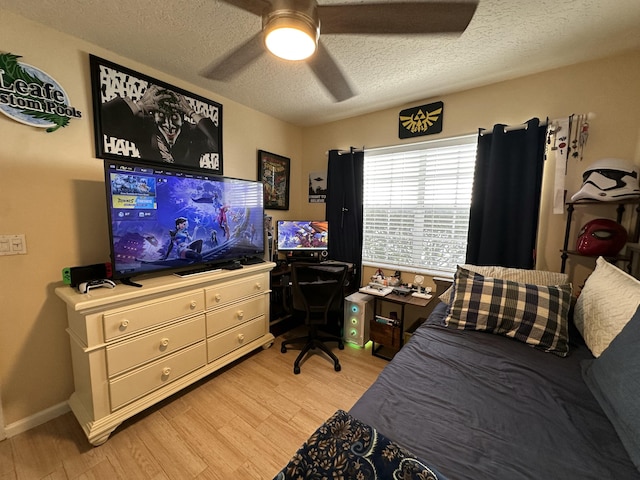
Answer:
[{"xmin": 2, "ymin": 0, "xmax": 640, "ymax": 127}]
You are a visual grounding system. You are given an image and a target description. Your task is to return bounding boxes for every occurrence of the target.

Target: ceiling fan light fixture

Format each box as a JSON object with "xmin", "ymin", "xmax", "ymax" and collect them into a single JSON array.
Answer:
[{"xmin": 264, "ymin": 14, "xmax": 318, "ymax": 61}]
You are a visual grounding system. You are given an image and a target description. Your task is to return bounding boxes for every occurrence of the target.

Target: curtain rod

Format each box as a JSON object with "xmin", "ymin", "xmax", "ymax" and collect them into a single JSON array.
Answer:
[
  {"xmin": 480, "ymin": 113, "xmax": 595, "ymax": 136},
  {"xmin": 336, "ymin": 147, "xmax": 364, "ymax": 155},
  {"xmin": 479, "ymin": 120, "xmax": 549, "ymax": 136}
]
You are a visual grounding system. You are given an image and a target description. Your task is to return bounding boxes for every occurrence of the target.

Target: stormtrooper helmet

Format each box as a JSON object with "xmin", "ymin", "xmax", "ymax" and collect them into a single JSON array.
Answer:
[
  {"xmin": 576, "ymin": 218, "xmax": 628, "ymax": 257},
  {"xmin": 570, "ymin": 158, "xmax": 640, "ymax": 202}
]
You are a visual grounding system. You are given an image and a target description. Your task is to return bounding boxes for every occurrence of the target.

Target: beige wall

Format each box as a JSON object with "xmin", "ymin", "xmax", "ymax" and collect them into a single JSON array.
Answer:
[
  {"xmin": 0, "ymin": 11, "xmax": 303, "ymax": 428},
  {"xmin": 2, "ymin": 7, "xmax": 640, "ymax": 432},
  {"xmin": 301, "ymin": 49, "xmax": 640, "ymax": 289}
]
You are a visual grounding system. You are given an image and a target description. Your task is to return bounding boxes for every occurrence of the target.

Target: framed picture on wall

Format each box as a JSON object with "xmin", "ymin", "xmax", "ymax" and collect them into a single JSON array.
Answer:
[
  {"xmin": 258, "ymin": 150, "xmax": 290, "ymax": 210},
  {"xmin": 89, "ymin": 54, "xmax": 223, "ymax": 174},
  {"xmin": 308, "ymin": 170, "xmax": 327, "ymax": 203}
]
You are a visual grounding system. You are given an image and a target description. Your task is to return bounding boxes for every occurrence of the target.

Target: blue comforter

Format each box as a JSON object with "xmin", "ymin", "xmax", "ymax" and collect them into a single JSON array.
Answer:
[{"xmin": 349, "ymin": 302, "xmax": 639, "ymax": 479}]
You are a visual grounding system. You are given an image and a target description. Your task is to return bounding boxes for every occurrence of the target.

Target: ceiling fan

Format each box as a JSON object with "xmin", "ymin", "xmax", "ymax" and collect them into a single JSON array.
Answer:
[{"xmin": 201, "ymin": 0, "xmax": 479, "ymax": 102}]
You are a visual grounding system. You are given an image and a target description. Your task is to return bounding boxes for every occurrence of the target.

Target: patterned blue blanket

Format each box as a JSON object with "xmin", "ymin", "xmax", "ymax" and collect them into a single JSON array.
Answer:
[{"xmin": 274, "ymin": 409, "xmax": 447, "ymax": 480}]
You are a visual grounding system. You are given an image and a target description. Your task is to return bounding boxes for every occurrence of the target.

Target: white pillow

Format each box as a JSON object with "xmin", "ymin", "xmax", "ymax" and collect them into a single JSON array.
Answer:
[
  {"xmin": 439, "ymin": 264, "xmax": 569, "ymax": 304},
  {"xmin": 574, "ymin": 257, "xmax": 640, "ymax": 358}
]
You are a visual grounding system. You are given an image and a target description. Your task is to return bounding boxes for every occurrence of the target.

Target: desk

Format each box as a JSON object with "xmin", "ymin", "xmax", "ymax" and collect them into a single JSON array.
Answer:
[
  {"xmin": 269, "ymin": 265, "xmax": 293, "ymax": 336},
  {"xmin": 269, "ymin": 261, "xmax": 356, "ymax": 336},
  {"xmin": 369, "ymin": 292, "xmax": 433, "ymax": 360}
]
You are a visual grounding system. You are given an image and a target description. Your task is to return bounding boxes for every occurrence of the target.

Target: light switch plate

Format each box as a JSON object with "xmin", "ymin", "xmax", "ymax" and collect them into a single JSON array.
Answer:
[{"xmin": 0, "ymin": 234, "xmax": 27, "ymax": 255}]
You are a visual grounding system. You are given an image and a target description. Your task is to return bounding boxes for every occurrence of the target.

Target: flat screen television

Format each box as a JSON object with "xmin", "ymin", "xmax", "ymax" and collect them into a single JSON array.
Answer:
[
  {"xmin": 276, "ymin": 220, "xmax": 329, "ymax": 253},
  {"xmin": 104, "ymin": 159, "xmax": 265, "ymax": 283}
]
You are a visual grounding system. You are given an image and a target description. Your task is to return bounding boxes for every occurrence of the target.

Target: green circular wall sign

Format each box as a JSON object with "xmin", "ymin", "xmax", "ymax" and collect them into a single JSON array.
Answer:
[{"xmin": 0, "ymin": 53, "xmax": 81, "ymax": 132}]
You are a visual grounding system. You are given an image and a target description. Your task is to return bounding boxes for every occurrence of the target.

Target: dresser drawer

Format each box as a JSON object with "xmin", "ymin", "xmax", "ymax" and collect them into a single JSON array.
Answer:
[
  {"xmin": 207, "ymin": 316, "xmax": 266, "ymax": 362},
  {"xmin": 103, "ymin": 290, "xmax": 205, "ymax": 341},
  {"xmin": 204, "ymin": 274, "xmax": 268, "ymax": 309},
  {"xmin": 109, "ymin": 342, "xmax": 206, "ymax": 411},
  {"xmin": 206, "ymin": 296, "xmax": 265, "ymax": 336},
  {"xmin": 106, "ymin": 315, "xmax": 206, "ymax": 377}
]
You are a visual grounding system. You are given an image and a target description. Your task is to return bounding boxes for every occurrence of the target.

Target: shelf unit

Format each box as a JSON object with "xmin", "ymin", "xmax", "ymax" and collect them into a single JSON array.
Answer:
[{"xmin": 561, "ymin": 199, "xmax": 640, "ymax": 273}]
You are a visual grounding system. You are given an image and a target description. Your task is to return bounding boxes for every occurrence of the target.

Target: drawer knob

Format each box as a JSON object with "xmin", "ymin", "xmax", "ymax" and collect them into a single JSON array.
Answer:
[
  {"xmin": 120, "ymin": 319, "xmax": 129, "ymax": 329},
  {"xmin": 237, "ymin": 310, "xmax": 244, "ymax": 320},
  {"xmin": 255, "ymin": 282, "xmax": 262, "ymax": 290},
  {"xmin": 162, "ymin": 367, "xmax": 172, "ymax": 377},
  {"xmin": 160, "ymin": 338, "xmax": 170, "ymax": 348},
  {"xmin": 214, "ymin": 294, "xmax": 222, "ymax": 302},
  {"xmin": 190, "ymin": 301, "xmax": 197, "ymax": 309},
  {"xmin": 238, "ymin": 333, "xmax": 245, "ymax": 342}
]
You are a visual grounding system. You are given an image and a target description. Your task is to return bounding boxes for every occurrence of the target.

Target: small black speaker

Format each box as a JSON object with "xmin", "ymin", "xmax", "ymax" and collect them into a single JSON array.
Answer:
[{"xmin": 320, "ymin": 250, "xmax": 329, "ymax": 261}]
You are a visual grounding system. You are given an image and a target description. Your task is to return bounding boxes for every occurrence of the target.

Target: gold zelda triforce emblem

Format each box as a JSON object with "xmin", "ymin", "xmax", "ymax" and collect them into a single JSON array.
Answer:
[
  {"xmin": 400, "ymin": 107, "xmax": 442, "ymax": 133},
  {"xmin": 398, "ymin": 101, "xmax": 443, "ymax": 139}
]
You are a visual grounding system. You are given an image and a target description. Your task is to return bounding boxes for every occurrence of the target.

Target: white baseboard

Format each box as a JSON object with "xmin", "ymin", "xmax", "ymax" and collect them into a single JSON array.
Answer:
[{"xmin": 4, "ymin": 401, "xmax": 70, "ymax": 438}]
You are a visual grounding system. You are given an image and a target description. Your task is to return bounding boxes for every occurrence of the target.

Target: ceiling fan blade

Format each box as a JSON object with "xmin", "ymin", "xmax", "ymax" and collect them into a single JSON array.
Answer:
[
  {"xmin": 218, "ymin": 0, "xmax": 270, "ymax": 16},
  {"xmin": 308, "ymin": 39, "xmax": 355, "ymax": 102},
  {"xmin": 200, "ymin": 32, "xmax": 265, "ymax": 80},
  {"xmin": 319, "ymin": 1, "xmax": 479, "ymax": 35}
]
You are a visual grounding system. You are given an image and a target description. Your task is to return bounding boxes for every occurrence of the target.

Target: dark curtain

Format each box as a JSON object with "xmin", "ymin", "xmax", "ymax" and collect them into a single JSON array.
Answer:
[
  {"xmin": 326, "ymin": 148, "xmax": 364, "ymax": 288},
  {"xmin": 466, "ymin": 117, "xmax": 547, "ymax": 268}
]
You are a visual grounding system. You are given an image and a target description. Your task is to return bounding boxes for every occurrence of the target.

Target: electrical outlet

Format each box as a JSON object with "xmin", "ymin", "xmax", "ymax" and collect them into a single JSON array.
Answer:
[{"xmin": 0, "ymin": 234, "xmax": 27, "ymax": 255}]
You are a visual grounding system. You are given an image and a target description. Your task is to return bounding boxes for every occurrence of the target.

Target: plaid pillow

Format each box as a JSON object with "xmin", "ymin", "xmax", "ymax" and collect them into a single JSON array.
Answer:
[
  {"xmin": 439, "ymin": 264, "xmax": 568, "ymax": 305},
  {"xmin": 445, "ymin": 267, "xmax": 572, "ymax": 356}
]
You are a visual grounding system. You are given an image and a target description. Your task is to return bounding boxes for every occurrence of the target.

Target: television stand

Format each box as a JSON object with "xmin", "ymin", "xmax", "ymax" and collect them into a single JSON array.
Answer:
[
  {"xmin": 55, "ymin": 262, "xmax": 275, "ymax": 445},
  {"xmin": 120, "ymin": 277, "xmax": 143, "ymax": 288}
]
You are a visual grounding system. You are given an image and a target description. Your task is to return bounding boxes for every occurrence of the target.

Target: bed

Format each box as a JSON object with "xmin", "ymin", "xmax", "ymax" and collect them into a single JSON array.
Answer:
[{"xmin": 275, "ymin": 258, "xmax": 640, "ymax": 479}]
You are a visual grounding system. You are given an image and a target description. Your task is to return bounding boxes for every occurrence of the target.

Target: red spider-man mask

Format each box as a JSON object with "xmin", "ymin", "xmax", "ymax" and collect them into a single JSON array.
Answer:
[{"xmin": 576, "ymin": 219, "xmax": 628, "ymax": 257}]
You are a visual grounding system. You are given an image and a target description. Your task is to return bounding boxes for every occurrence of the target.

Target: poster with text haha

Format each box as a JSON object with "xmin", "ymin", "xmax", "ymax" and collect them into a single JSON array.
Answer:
[{"xmin": 90, "ymin": 55, "xmax": 223, "ymax": 174}]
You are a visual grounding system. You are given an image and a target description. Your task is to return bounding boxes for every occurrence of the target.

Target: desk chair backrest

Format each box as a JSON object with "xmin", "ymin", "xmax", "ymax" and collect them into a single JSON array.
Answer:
[{"xmin": 290, "ymin": 263, "xmax": 348, "ymax": 326}]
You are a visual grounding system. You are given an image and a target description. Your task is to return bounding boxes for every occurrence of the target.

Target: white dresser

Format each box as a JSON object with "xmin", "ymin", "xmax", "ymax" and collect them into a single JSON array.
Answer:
[{"xmin": 55, "ymin": 262, "xmax": 275, "ymax": 445}]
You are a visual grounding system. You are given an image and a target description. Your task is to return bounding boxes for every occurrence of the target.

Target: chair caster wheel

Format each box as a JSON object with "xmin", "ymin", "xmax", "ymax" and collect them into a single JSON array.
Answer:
[
  {"xmin": 281, "ymin": 345, "xmax": 287, "ymax": 353},
  {"xmin": 294, "ymin": 366, "xmax": 301, "ymax": 374},
  {"xmin": 334, "ymin": 364, "xmax": 341, "ymax": 372},
  {"xmin": 338, "ymin": 343, "xmax": 344, "ymax": 350}
]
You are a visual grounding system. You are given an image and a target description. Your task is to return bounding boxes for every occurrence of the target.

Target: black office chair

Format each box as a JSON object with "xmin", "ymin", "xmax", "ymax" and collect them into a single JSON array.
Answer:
[{"xmin": 281, "ymin": 262, "xmax": 348, "ymax": 374}]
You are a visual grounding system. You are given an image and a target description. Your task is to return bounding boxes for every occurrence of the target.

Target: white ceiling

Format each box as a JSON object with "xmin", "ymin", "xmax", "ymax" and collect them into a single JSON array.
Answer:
[{"xmin": 3, "ymin": 0, "xmax": 640, "ymax": 127}]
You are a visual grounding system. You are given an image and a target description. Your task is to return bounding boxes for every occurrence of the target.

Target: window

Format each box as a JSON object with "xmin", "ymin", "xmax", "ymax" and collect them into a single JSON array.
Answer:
[{"xmin": 362, "ymin": 134, "xmax": 478, "ymax": 276}]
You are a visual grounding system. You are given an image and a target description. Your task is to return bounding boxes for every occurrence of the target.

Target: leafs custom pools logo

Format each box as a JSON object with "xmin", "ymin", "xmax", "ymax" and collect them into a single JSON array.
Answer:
[{"xmin": 0, "ymin": 53, "xmax": 81, "ymax": 132}]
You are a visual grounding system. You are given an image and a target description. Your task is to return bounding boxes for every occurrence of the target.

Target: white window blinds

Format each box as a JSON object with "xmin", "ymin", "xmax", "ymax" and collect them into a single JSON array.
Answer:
[{"xmin": 362, "ymin": 134, "xmax": 478, "ymax": 276}]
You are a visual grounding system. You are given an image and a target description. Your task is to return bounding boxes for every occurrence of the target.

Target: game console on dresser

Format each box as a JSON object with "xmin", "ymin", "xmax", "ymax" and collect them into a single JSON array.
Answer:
[{"xmin": 62, "ymin": 262, "xmax": 112, "ymax": 287}]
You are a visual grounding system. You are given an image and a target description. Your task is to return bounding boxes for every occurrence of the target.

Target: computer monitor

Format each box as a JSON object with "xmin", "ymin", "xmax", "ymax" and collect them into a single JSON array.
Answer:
[{"xmin": 276, "ymin": 220, "xmax": 328, "ymax": 260}]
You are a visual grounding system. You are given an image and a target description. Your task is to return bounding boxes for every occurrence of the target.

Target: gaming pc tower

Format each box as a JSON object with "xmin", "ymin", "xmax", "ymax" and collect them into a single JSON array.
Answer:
[{"xmin": 344, "ymin": 292, "xmax": 374, "ymax": 347}]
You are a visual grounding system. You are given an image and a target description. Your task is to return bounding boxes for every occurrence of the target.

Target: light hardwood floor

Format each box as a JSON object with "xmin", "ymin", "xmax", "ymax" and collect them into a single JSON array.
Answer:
[{"xmin": 1, "ymin": 327, "xmax": 388, "ymax": 480}]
